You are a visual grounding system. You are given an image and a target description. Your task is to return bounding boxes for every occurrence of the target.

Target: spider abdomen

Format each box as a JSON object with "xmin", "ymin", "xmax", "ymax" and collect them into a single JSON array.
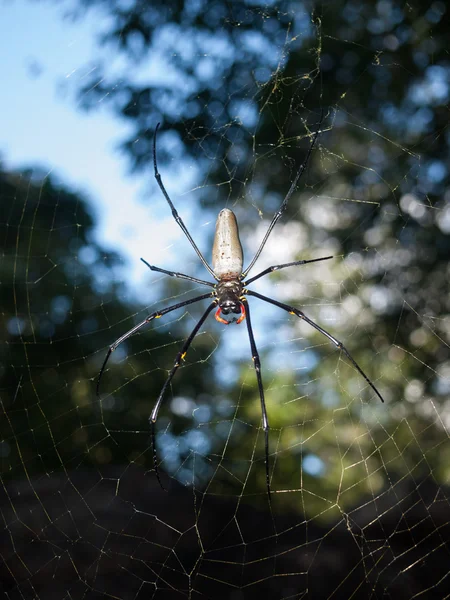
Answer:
[{"xmin": 212, "ymin": 209, "xmax": 243, "ymax": 279}]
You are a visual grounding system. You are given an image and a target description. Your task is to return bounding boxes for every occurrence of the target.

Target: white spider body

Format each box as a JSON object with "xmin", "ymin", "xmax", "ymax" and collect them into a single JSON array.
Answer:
[{"xmin": 212, "ymin": 209, "xmax": 243, "ymax": 280}]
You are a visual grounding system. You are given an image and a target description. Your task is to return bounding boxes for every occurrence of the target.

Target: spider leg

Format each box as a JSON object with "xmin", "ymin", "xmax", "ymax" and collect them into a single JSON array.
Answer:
[
  {"xmin": 241, "ymin": 298, "xmax": 272, "ymax": 500},
  {"xmin": 141, "ymin": 258, "xmax": 215, "ymax": 287},
  {"xmin": 150, "ymin": 301, "xmax": 217, "ymax": 489},
  {"xmin": 96, "ymin": 292, "xmax": 213, "ymax": 398},
  {"xmin": 246, "ymin": 289, "xmax": 384, "ymax": 403},
  {"xmin": 242, "ymin": 111, "xmax": 324, "ymax": 278},
  {"xmin": 153, "ymin": 124, "xmax": 217, "ymax": 280},
  {"xmin": 244, "ymin": 256, "xmax": 333, "ymax": 286}
]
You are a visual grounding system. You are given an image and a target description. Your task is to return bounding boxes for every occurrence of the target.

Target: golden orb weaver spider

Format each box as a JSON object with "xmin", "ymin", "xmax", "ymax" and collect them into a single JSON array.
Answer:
[{"xmin": 97, "ymin": 116, "xmax": 384, "ymax": 499}]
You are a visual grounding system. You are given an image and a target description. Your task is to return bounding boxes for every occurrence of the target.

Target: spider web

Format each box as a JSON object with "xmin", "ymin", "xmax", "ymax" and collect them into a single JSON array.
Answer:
[{"xmin": 1, "ymin": 1, "xmax": 450, "ymax": 598}]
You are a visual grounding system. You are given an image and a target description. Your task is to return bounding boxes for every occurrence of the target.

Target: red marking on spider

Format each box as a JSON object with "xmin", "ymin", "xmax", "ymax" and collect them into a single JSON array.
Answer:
[{"xmin": 215, "ymin": 302, "xmax": 246, "ymax": 325}]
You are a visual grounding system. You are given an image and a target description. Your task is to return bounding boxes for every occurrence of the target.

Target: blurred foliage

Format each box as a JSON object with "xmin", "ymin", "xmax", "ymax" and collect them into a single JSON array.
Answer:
[
  {"xmin": 2, "ymin": 0, "xmax": 449, "ymax": 512},
  {"xmin": 0, "ymin": 168, "xmax": 220, "ymax": 485}
]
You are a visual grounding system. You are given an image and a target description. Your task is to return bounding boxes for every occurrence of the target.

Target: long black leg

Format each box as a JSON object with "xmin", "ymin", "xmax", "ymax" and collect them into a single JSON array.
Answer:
[
  {"xmin": 242, "ymin": 298, "xmax": 272, "ymax": 499},
  {"xmin": 141, "ymin": 258, "xmax": 215, "ymax": 287},
  {"xmin": 96, "ymin": 292, "xmax": 213, "ymax": 397},
  {"xmin": 242, "ymin": 111, "xmax": 324, "ymax": 278},
  {"xmin": 150, "ymin": 301, "xmax": 216, "ymax": 489},
  {"xmin": 153, "ymin": 124, "xmax": 217, "ymax": 280},
  {"xmin": 244, "ymin": 256, "xmax": 333, "ymax": 286},
  {"xmin": 246, "ymin": 289, "xmax": 384, "ymax": 404}
]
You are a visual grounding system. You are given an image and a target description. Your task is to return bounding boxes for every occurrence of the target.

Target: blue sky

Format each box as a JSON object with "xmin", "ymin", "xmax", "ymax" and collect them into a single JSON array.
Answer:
[{"xmin": 0, "ymin": 0, "xmax": 214, "ymax": 297}]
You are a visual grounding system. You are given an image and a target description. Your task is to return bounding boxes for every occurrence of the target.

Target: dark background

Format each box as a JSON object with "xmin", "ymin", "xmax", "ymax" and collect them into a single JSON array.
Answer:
[{"xmin": 1, "ymin": 1, "xmax": 449, "ymax": 598}]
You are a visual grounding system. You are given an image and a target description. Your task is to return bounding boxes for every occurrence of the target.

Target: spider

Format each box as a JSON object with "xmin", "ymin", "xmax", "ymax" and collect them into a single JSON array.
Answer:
[{"xmin": 97, "ymin": 119, "xmax": 384, "ymax": 498}]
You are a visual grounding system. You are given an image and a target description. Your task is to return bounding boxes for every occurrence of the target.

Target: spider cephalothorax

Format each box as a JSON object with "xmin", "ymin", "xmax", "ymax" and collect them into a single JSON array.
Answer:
[
  {"xmin": 215, "ymin": 280, "xmax": 245, "ymax": 324},
  {"xmin": 97, "ymin": 117, "xmax": 384, "ymax": 499}
]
